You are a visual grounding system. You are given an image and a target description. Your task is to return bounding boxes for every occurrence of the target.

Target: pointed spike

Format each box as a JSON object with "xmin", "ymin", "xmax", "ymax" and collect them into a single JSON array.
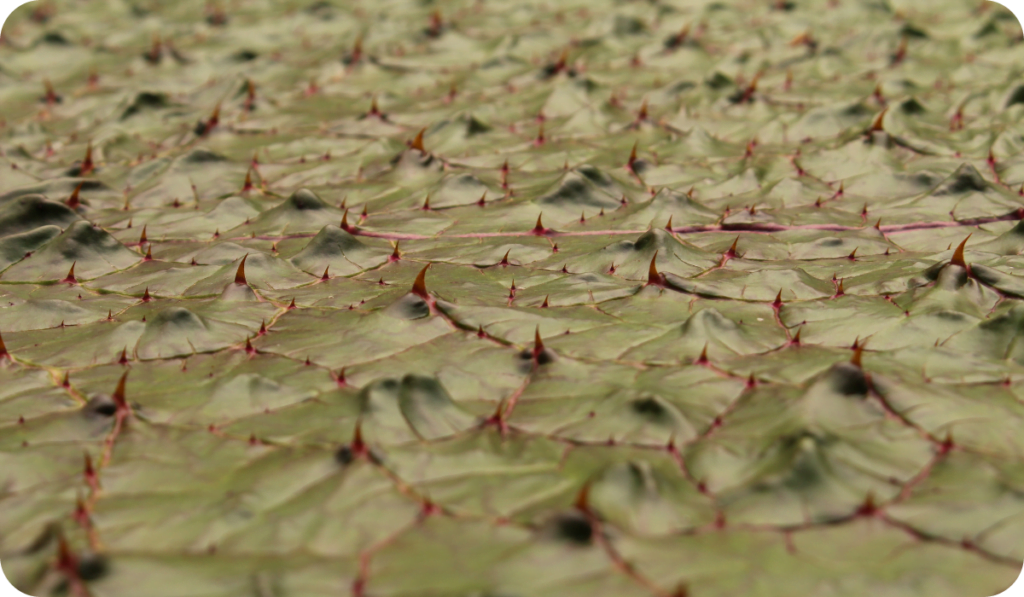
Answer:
[
  {"xmin": 351, "ymin": 421, "xmax": 366, "ymax": 455},
  {"xmin": 66, "ymin": 182, "xmax": 84, "ymax": 209},
  {"xmin": 360, "ymin": 205, "xmax": 368, "ymax": 220},
  {"xmin": 848, "ymin": 248, "xmax": 857, "ymax": 260},
  {"xmin": 144, "ymin": 244, "xmax": 152, "ymax": 261},
  {"xmin": 726, "ymin": 237, "xmax": 739, "ymax": 258},
  {"xmin": 0, "ymin": 329, "xmax": 7, "ymax": 358},
  {"xmin": 791, "ymin": 327, "xmax": 802, "ymax": 346},
  {"xmin": 532, "ymin": 213, "xmax": 546, "ymax": 234},
  {"xmin": 874, "ymin": 218, "xmax": 882, "ymax": 230},
  {"xmin": 288, "ymin": 297, "xmax": 297, "ymax": 310},
  {"xmin": 321, "ymin": 266, "xmax": 330, "ymax": 281},
  {"xmin": 411, "ymin": 264, "xmax": 430, "ymax": 298},
  {"xmin": 139, "ymin": 225, "xmax": 147, "ymax": 245},
  {"xmin": 627, "ymin": 141, "xmax": 638, "ymax": 169},
  {"xmin": 63, "ymin": 261, "xmax": 77, "ymax": 284},
  {"xmin": 391, "ymin": 242, "xmax": 401, "ymax": 261},
  {"xmin": 245, "ymin": 336, "xmax": 256, "ymax": 355},
  {"xmin": 772, "ymin": 290, "xmax": 783, "ymax": 309},
  {"xmin": 499, "ymin": 250, "xmax": 510, "ymax": 266},
  {"xmin": 540, "ymin": 295, "xmax": 550, "ymax": 309},
  {"xmin": 118, "ymin": 347, "xmax": 128, "ymax": 365},
  {"xmin": 851, "ymin": 343, "xmax": 862, "ymax": 368},
  {"xmin": 533, "ymin": 326, "xmax": 546, "ymax": 359},
  {"xmin": 258, "ymin": 320, "xmax": 267, "ymax": 335},
  {"xmin": 665, "ymin": 216, "xmax": 674, "ymax": 231},
  {"xmin": 574, "ymin": 482, "xmax": 591, "ymax": 513},
  {"xmin": 111, "ymin": 372, "xmax": 128, "ymax": 411},
  {"xmin": 141, "ymin": 287, "xmax": 151, "ymax": 302},
  {"xmin": 696, "ymin": 343, "xmax": 709, "ymax": 365},
  {"xmin": 835, "ymin": 278, "xmax": 845, "ymax": 297},
  {"xmin": 422, "ymin": 195, "xmax": 431, "ymax": 210},
  {"xmin": 870, "ymin": 108, "xmax": 888, "ymax": 132},
  {"xmin": 340, "ymin": 209, "xmax": 352, "ymax": 231},
  {"xmin": 950, "ymin": 234, "xmax": 971, "ymax": 268},
  {"xmin": 242, "ymin": 169, "xmax": 253, "ymax": 192},
  {"xmin": 80, "ymin": 141, "xmax": 95, "ymax": 176},
  {"xmin": 647, "ymin": 251, "xmax": 663, "ymax": 286},
  {"xmin": 235, "ymin": 254, "xmax": 249, "ymax": 285},
  {"xmin": 409, "ymin": 128, "xmax": 427, "ymax": 153},
  {"xmin": 637, "ymin": 99, "xmax": 648, "ymax": 121}
]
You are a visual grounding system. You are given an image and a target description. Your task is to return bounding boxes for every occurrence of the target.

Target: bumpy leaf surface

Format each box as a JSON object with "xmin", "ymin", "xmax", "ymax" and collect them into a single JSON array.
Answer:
[{"xmin": 1, "ymin": 0, "xmax": 1024, "ymax": 596}]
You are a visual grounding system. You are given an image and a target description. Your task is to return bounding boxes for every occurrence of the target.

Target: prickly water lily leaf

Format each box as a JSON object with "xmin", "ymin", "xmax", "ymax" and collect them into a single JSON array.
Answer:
[{"xmin": 2, "ymin": 0, "xmax": 1024, "ymax": 596}]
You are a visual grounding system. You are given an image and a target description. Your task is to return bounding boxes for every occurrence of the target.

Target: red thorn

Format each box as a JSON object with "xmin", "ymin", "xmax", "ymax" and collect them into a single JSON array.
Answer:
[
  {"xmin": 390, "ymin": 242, "xmax": 401, "ymax": 262},
  {"xmin": 287, "ymin": 298, "xmax": 297, "ymax": 310},
  {"xmin": 0, "ymin": 330, "xmax": 8, "ymax": 359},
  {"xmin": 409, "ymin": 128, "xmax": 427, "ymax": 153},
  {"xmin": 636, "ymin": 99, "xmax": 648, "ymax": 122},
  {"xmin": 851, "ymin": 342, "xmax": 864, "ymax": 368},
  {"xmin": 141, "ymin": 287, "xmax": 151, "ymax": 302},
  {"xmin": 874, "ymin": 218, "xmax": 882, "ymax": 230},
  {"xmin": 561, "ymin": 264, "xmax": 569, "ymax": 274},
  {"xmin": 499, "ymin": 250, "xmax": 510, "ymax": 267},
  {"xmin": 143, "ymin": 244, "xmax": 152, "ymax": 261},
  {"xmin": 848, "ymin": 248, "xmax": 857, "ymax": 261},
  {"xmin": 360, "ymin": 205, "xmax": 368, "ymax": 221},
  {"xmin": 321, "ymin": 266, "xmax": 331, "ymax": 281},
  {"xmin": 790, "ymin": 327, "xmax": 802, "ymax": 346},
  {"xmin": 533, "ymin": 122, "xmax": 545, "ymax": 146},
  {"xmin": 870, "ymin": 108, "xmax": 888, "ymax": 132},
  {"xmin": 772, "ymin": 290, "xmax": 783, "ymax": 310},
  {"xmin": 540, "ymin": 295, "xmax": 549, "ymax": 308},
  {"xmin": 833, "ymin": 278, "xmax": 845, "ymax": 298},
  {"xmin": 258, "ymin": 320, "xmax": 267, "ymax": 336},
  {"xmin": 62, "ymin": 262, "xmax": 77, "ymax": 284},
  {"xmin": 724, "ymin": 237, "xmax": 739, "ymax": 260},
  {"xmin": 111, "ymin": 372, "xmax": 129, "ymax": 413},
  {"xmin": 43, "ymin": 78, "xmax": 61, "ymax": 105},
  {"xmin": 574, "ymin": 482, "xmax": 591, "ymax": 513},
  {"xmin": 696, "ymin": 343, "xmax": 709, "ymax": 365},
  {"xmin": 79, "ymin": 141, "xmax": 95, "ymax": 176},
  {"xmin": 665, "ymin": 216, "xmax": 674, "ymax": 231},
  {"xmin": 891, "ymin": 36, "xmax": 908, "ymax": 66},
  {"xmin": 62, "ymin": 372, "xmax": 70, "ymax": 387},
  {"xmin": 66, "ymin": 183, "xmax": 83, "ymax": 209},
  {"xmin": 532, "ymin": 326, "xmax": 546, "ymax": 360},
  {"xmin": 340, "ymin": 209, "xmax": 355, "ymax": 232},
  {"xmin": 950, "ymin": 234, "xmax": 971, "ymax": 268},
  {"xmin": 235, "ymin": 254, "xmax": 249, "ymax": 285},
  {"xmin": 647, "ymin": 252, "xmax": 664, "ymax": 286},
  {"xmin": 242, "ymin": 169, "xmax": 254, "ymax": 192},
  {"xmin": 627, "ymin": 141, "xmax": 638, "ymax": 171},
  {"xmin": 139, "ymin": 225, "xmax": 148, "ymax": 245},
  {"xmin": 244, "ymin": 336, "xmax": 256, "ymax": 355},
  {"xmin": 351, "ymin": 422, "xmax": 368, "ymax": 457},
  {"xmin": 83, "ymin": 452, "xmax": 98, "ymax": 492},
  {"xmin": 857, "ymin": 492, "xmax": 877, "ymax": 516},
  {"xmin": 531, "ymin": 214, "xmax": 547, "ymax": 235},
  {"xmin": 411, "ymin": 264, "xmax": 430, "ymax": 299},
  {"xmin": 117, "ymin": 347, "xmax": 129, "ymax": 365},
  {"xmin": 367, "ymin": 96, "xmax": 382, "ymax": 118}
]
